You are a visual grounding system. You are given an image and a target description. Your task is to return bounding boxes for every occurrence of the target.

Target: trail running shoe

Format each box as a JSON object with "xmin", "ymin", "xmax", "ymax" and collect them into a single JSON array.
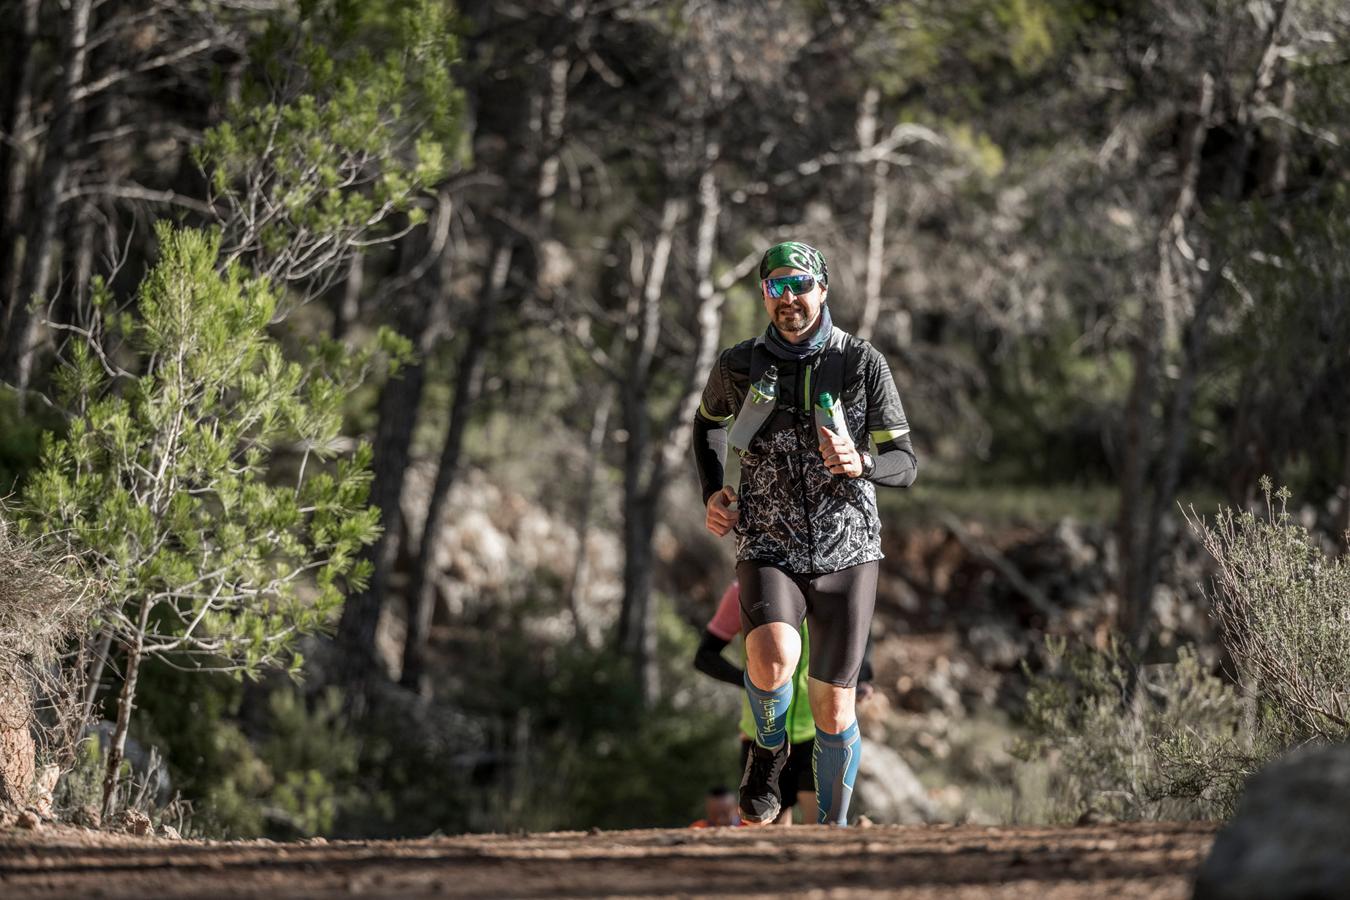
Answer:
[{"xmin": 739, "ymin": 740, "xmax": 789, "ymax": 825}]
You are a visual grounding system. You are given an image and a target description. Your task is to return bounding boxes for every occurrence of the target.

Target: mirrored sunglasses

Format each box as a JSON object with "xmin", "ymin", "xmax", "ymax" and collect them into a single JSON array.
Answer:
[{"xmin": 763, "ymin": 273, "xmax": 818, "ymax": 299}]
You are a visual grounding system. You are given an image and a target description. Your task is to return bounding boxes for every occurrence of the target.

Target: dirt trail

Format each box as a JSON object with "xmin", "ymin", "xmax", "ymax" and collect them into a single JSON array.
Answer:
[{"xmin": 0, "ymin": 821, "xmax": 1215, "ymax": 898}]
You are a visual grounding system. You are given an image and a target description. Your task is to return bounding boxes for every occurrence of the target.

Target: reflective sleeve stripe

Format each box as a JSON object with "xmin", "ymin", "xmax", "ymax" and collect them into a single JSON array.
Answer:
[
  {"xmin": 870, "ymin": 427, "xmax": 910, "ymax": 444},
  {"xmin": 699, "ymin": 401, "xmax": 733, "ymax": 423}
]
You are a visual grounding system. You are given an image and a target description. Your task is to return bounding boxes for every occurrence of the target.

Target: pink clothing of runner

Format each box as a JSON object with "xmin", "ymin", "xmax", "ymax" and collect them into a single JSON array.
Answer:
[{"xmin": 706, "ymin": 581, "xmax": 742, "ymax": 641}]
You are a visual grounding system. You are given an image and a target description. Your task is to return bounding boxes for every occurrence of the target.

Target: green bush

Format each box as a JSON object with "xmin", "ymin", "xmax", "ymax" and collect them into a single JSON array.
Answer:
[
  {"xmin": 1014, "ymin": 637, "xmax": 1245, "ymax": 822},
  {"xmin": 0, "ymin": 391, "xmax": 61, "ymax": 495},
  {"xmin": 1015, "ymin": 483, "xmax": 1350, "ymax": 822},
  {"xmin": 194, "ymin": 686, "xmax": 359, "ymax": 838},
  {"xmin": 52, "ymin": 736, "xmax": 108, "ymax": 818},
  {"xmin": 456, "ymin": 599, "xmax": 741, "ymax": 833},
  {"xmin": 133, "ymin": 665, "xmax": 360, "ymax": 839},
  {"xmin": 1191, "ymin": 479, "xmax": 1350, "ymax": 746}
]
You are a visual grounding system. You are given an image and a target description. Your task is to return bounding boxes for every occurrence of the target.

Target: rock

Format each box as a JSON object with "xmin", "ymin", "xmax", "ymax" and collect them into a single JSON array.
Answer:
[
  {"xmin": 395, "ymin": 464, "xmax": 621, "ymax": 645},
  {"xmin": 967, "ymin": 620, "xmax": 1025, "ymax": 670},
  {"xmin": 877, "ymin": 577, "xmax": 922, "ymax": 614},
  {"xmin": 851, "ymin": 738, "xmax": 938, "ymax": 825},
  {"xmin": 536, "ymin": 239, "xmax": 576, "ymax": 292},
  {"xmin": 113, "ymin": 809, "xmax": 153, "ymax": 836},
  {"xmin": 160, "ymin": 824, "xmax": 182, "ymax": 840},
  {"xmin": 1193, "ymin": 743, "xmax": 1350, "ymax": 899},
  {"xmin": 31, "ymin": 764, "xmax": 58, "ymax": 818},
  {"xmin": 15, "ymin": 809, "xmax": 39, "ymax": 830},
  {"xmin": 1052, "ymin": 518, "xmax": 1098, "ymax": 570},
  {"xmin": 921, "ymin": 665, "xmax": 963, "ymax": 716},
  {"xmin": 1075, "ymin": 806, "xmax": 1115, "ymax": 826},
  {"xmin": 70, "ymin": 804, "xmax": 101, "ymax": 829},
  {"xmin": 960, "ymin": 806, "xmax": 1001, "ymax": 826}
]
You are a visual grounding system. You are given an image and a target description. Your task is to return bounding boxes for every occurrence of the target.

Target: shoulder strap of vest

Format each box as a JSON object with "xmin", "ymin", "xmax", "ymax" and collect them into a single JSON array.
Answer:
[
  {"xmin": 814, "ymin": 327, "xmax": 849, "ymax": 406},
  {"xmin": 748, "ymin": 335, "xmax": 770, "ymax": 385},
  {"xmin": 723, "ymin": 336, "xmax": 770, "ymax": 415}
]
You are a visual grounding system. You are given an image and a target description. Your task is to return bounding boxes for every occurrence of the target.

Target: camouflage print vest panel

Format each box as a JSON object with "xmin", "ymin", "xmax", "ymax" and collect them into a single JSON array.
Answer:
[{"xmin": 732, "ymin": 328, "xmax": 882, "ymax": 575}]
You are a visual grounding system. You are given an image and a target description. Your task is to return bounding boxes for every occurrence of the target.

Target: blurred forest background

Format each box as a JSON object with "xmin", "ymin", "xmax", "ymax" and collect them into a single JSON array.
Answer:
[{"xmin": 0, "ymin": 0, "xmax": 1348, "ymax": 838}]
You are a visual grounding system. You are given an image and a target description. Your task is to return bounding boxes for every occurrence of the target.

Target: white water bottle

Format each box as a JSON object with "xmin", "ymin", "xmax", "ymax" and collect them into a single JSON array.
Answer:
[{"xmin": 814, "ymin": 391, "xmax": 849, "ymax": 439}]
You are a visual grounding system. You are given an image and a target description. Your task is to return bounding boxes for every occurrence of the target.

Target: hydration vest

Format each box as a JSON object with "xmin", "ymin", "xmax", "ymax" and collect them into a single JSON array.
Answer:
[{"xmin": 723, "ymin": 328, "xmax": 852, "ymax": 489}]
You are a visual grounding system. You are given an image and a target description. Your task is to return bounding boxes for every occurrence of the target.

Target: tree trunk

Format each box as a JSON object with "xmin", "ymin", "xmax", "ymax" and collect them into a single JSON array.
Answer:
[
  {"xmin": 1341, "ymin": 428, "xmax": 1350, "ymax": 555},
  {"xmin": 0, "ymin": 0, "xmax": 41, "ymax": 325},
  {"xmin": 337, "ymin": 356, "xmax": 428, "ymax": 695},
  {"xmin": 3, "ymin": 0, "xmax": 94, "ymax": 391},
  {"xmin": 336, "ymin": 212, "xmax": 449, "ymax": 702},
  {"xmin": 1117, "ymin": 4, "xmax": 1286, "ymax": 650},
  {"xmin": 614, "ymin": 199, "xmax": 681, "ymax": 705},
  {"xmin": 1116, "ymin": 73, "xmax": 1212, "ymax": 649},
  {"xmin": 536, "ymin": 44, "xmax": 569, "ymax": 225},
  {"xmin": 855, "ymin": 87, "xmax": 891, "ymax": 343},
  {"xmin": 101, "ymin": 602, "xmax": 150, "ymax": 822},
  {"xmin": 565, "ymin": 388, "xmax": 613, "ymax": 646},
  {"xmin": 332, "ymin": 249, "xmax": 365, "ymax": 339},
  {"xmin": 620, "ymin": 487, "xmax": 659, "ymax": 702},
  {"xmin": 81, "ymin": 627, "xmax": 113, "ymax": 729},
  {"xmin": 69, "ymin": 203, "xmax": 98, "ymax": 323},
  {"xmin": 1131, "ymin": 282, "xmax": 1219, "ymax": 653},
  {"xmin": 613, "ymin": 119, "xmax": 727, "ymax": 705},
  {"xmin": 616, "ymin": 366, "xmax": 652, "ymax": 689},
  {"xmin": 400, "ymin": 238, "xmax": 512, "ymax": 692},
  {"xmin": 1117, "ymin": 258, "xmax": 1165, "ymax": 650}
]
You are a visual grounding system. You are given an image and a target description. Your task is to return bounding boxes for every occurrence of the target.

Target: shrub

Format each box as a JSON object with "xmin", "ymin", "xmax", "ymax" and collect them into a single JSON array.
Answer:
[
  {"xmin": 1015, "ymin": 482, "xmax": 1350, "ymax": 821},
  {"xmin": 129, "ymin": 666, "xmax": 363, "ymax": 839},
  {"xmin": 456, "ymin": 599, "xmax": 740, "ymax": 833},
  {"xmin": 1014, "ymin": 637, "xmax": 1245, "ymax": 822},
  {"xmin": 0, "ymin": 513, "xmax": 99, "ymax": 808},
  {"xmin": 1188, "ymin": 478, "xmax": 1350, "ymax": 746}
]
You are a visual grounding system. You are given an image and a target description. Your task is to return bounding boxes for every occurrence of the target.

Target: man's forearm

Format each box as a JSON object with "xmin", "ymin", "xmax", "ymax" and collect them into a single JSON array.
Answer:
[
  {"xmin": 692, "ymin": 415, "xmax": 728, "ymax": 503},
  {"xmin": 693, "ymin": 631, "xmax": 744, "ymax": 687},
  {"xmin": 868, "ymin": 433, "xmax": 917, "ymax": 487}
]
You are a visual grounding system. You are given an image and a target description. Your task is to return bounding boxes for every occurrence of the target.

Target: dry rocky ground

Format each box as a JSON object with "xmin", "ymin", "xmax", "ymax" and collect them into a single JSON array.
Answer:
[{"xmin": 0, "ymin": 820, "xmax": 1216, "ymax": 898}]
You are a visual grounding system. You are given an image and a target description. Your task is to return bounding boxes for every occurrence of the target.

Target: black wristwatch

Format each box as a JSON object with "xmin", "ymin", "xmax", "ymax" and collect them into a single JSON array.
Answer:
[{"xmin": 860, "ymin": 451, "xmax": 875, "ymax": 479}]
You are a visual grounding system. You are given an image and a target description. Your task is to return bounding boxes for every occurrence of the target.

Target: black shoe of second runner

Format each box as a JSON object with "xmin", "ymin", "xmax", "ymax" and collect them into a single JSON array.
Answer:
[{"xmin": 739, "ymin": 740, "xmax": 789, "ymax": 825}]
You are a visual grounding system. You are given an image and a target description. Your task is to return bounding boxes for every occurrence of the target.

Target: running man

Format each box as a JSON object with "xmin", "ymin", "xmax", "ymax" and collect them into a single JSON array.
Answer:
[{"xmin": 692, "ymin": 240, "xmax": 917, "ymax": 826}]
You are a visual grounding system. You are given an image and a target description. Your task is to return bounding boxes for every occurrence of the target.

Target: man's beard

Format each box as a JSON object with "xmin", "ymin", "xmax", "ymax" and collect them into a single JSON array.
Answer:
[{"xmin": 776, "ymin": 306, "xmax": 815, "ymax": 335}]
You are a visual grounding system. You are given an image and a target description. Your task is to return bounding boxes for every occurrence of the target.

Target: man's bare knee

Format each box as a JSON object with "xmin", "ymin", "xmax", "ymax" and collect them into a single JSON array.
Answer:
[
  {"xmin": 807, "ymin": 678, "xmax": 856, "ymax": 733},
  {"xmin": 745, "ymin": 623, "xmax": 801, "ymax": 690}
]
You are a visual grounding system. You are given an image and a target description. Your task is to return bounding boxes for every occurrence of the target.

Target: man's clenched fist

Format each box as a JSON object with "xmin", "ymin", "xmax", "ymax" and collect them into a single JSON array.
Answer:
[
  {"xmin": 705, "ymin": 485, "xmax": 739, "ymax": 536},
  {"xmin": 818, "ymin": 425, "xmax": 863, "ymax": 477}
]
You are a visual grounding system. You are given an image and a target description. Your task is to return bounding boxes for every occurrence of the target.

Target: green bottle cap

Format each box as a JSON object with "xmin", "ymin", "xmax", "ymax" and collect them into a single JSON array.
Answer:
[{"xmin": 818, "ymin": 392, "xmax": 835, "ymax": 409}]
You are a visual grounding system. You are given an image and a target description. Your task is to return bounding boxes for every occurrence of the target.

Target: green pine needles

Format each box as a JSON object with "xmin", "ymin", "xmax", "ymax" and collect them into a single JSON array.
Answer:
[
  {"xmin": 199, "ymin": 0, "xmax": 464, "ymax": 291},
  {"xmin": 21, "ymin": 224, "xmax": 394, "ymax": 818}
]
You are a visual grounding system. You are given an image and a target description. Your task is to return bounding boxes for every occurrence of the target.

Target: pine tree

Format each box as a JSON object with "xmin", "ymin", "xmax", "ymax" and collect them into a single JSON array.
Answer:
[{"xmin": 20, "ymin": 224, "xmax": 403, "ymax": 819}]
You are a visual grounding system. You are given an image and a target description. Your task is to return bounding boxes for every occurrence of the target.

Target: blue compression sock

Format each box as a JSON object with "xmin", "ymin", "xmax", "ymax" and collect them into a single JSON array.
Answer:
[
  {"xmin": 743, "ymin": 672, "xmax": 792, "ymax": 750},
  {"xmin": 814, "ymin": 720, "xmax": 862, "ymax": 825}
]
